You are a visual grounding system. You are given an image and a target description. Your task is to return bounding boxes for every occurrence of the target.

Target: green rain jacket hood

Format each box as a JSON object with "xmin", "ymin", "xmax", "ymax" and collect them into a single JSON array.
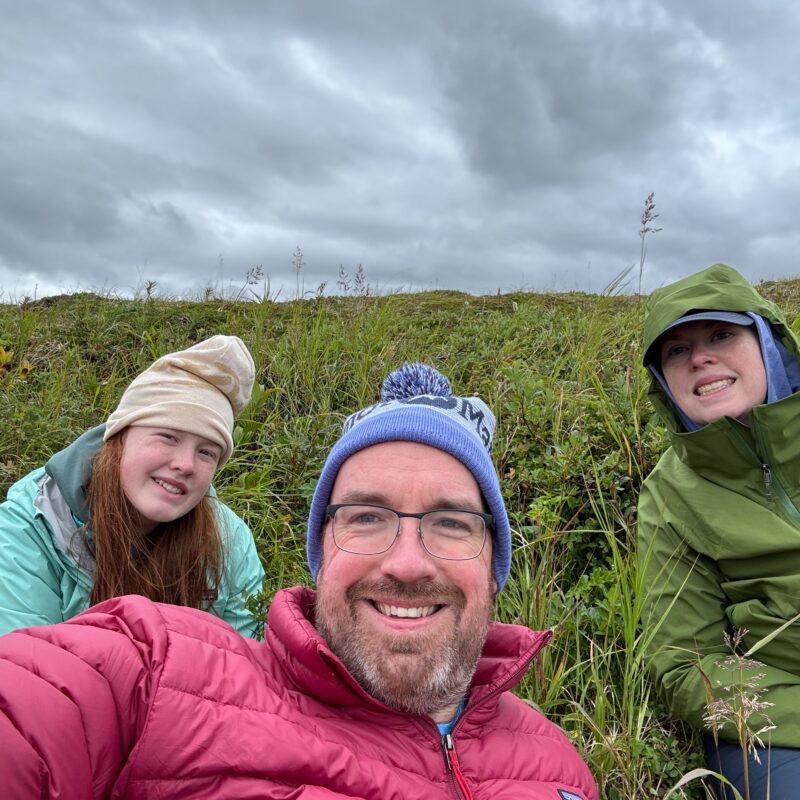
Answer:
[
  {"xmin": 642, "ymin": 263, "xmax": 796, "ymax": 432},
  {"xmin": 638, "ymin": 263, "xmax": 800, "ymax": 747}
]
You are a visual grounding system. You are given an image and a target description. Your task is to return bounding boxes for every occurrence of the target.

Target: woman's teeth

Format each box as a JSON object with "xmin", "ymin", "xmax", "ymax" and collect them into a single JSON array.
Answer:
[
  {"xmin": 696, "ymin": 378, "xmax": 734, "ymax": 396},
  {"xmin": 153, "ymin": 478, "xmax": 183, "ymax": 495}
]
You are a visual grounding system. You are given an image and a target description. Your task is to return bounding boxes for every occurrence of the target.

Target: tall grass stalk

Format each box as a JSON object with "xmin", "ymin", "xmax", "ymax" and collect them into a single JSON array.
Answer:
[{"xmin": 638, "ymin": 192, "xmax": 662, "ymax": 297}]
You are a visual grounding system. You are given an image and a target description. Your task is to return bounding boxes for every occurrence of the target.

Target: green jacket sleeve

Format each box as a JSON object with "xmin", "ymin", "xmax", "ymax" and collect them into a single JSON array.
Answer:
[
  {"xmin": 638, "ymin": 478, "xmax": 800, "ymax": 747},
  {"xmin": 0, "ymin": 471, "xmax": 66, "ymax": 636},
  {"xmin": 211, "ymin": 501, "xmax": 265, "ymax": 639}
]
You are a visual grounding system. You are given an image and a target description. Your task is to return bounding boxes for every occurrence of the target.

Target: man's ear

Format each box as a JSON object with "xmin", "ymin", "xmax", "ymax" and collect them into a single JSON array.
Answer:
[
  {"xmin": 488, "ymin": 560, "xmax": 499, "ymax": 598},
  {"xmin": 314, "ymin": 521, "xmax": 334, "ymax": 586}
]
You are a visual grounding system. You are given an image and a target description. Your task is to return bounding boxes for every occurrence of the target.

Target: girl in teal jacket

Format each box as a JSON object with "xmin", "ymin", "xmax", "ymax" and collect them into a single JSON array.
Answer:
[
  {"xmin": 0, "ymin": 335, "xmax": 264, "ymax": 638},
  {"xmin": 639, "ymin": 264, "xmax": 800, "ymax": 798}
]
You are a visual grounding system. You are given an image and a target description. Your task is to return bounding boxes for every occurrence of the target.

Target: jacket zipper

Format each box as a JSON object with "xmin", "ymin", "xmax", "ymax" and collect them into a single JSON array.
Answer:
[
  {"xmin": 730, "ymin": 422, "xmax": 800, "ymax": 522},
  {"xmin": 441, "ymin": 733, "xmax": 474, "ymax": 800},
  {"xmin": 429, "ymin": 630, "xmax": 550, "ymax": 800},
  {"xmin": 753, "ymin": 421, "xmax": 800, "ymax": 522},
  {"xmin": 761, "ymin": 463, "xmax": 773, "ymax": 500}
]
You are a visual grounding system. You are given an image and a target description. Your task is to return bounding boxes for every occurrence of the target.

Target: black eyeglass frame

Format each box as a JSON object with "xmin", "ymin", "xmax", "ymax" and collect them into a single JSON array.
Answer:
[{"xmin": 325, "ymin": 503, "xmax": 494, "ymax": 561}]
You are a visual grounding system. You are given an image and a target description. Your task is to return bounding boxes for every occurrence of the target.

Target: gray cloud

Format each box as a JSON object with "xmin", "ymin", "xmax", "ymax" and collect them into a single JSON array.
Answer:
[{"xmin": 1, "ymin": 0, "xmax": 799, "ymax": 301}]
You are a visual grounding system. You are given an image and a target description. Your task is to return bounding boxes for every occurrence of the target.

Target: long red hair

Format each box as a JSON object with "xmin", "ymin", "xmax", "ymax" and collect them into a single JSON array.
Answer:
[{"xmin": 86, "ymin": 434, "xmax": 223, "ymax": 608}]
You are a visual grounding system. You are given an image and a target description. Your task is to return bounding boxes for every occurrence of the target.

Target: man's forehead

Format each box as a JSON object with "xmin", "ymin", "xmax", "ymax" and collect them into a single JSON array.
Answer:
[
  {"xmin": 331, "ymin": 443, "xmax": 483, "ymax": 507},
  {"xmin": 338, "ymin": 441, "xmax": 471, "ymax": 474}
]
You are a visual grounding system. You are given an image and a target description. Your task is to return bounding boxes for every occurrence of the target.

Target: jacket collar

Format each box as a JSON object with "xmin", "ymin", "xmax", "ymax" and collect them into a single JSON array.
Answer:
[
  {"xmin": 44, "ymin": 424, "xmax": 105, "ymax": 523},
  {"xmin": 666, "ymin": 389, "xmax": 800, "ymax": 484}
]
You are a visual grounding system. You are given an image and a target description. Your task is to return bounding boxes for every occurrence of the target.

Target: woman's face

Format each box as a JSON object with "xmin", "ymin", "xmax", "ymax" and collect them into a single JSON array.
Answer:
[
  {"xmin": 660, "ymin": 320, "xmax": 767, "ymax": 426},
  {"xmin": 119, "ymin": 427, "xmax": 221, "ymax": 534}
]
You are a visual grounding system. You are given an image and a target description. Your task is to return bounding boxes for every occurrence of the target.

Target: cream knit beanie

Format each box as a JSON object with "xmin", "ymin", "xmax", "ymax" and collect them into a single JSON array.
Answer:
[{"xmin": 104, "ymin": 335, "xmax": 255, "ymax": 464}]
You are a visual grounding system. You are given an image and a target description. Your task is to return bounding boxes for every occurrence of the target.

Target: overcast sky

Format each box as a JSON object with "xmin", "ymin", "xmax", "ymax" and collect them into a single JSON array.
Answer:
[{"xmin": 2, "ymin": 1, "xmax": 799, "ymax": 301}]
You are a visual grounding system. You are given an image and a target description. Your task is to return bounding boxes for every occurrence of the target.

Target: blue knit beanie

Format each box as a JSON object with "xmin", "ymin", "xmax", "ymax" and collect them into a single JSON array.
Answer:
[{"xmin": 306, "ymin": 362, "xmax": 512, "ymax": 590}]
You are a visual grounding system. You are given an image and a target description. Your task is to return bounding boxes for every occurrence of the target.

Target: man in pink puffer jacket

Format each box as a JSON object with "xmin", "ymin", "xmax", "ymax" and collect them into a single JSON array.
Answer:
[{"xmin": 0, "ymin": 363, "xmax": 598, "ymax": 800}]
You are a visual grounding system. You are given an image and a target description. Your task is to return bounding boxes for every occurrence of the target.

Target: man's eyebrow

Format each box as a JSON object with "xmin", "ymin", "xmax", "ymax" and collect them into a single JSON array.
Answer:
[
  {"xmin": 332, "ymin": 491, "xmax": 484, "ymax": 512},
  {"xmin": 334, "ymin": 490, "xmax": 392, "ymax": 506},
  {"xmin": 428, "ymin": 497, "xmax": 484, "ymax": 512}
]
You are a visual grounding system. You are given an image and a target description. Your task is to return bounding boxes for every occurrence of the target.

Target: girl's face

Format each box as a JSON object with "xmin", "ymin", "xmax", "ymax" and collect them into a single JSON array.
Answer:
[
  {"xmin": 119, "ymin": 427, "xmax": 221, "ymax": 534},
  {"xmin": 660, "ymin": 320, "xmax": 767, "ymax": 426}
]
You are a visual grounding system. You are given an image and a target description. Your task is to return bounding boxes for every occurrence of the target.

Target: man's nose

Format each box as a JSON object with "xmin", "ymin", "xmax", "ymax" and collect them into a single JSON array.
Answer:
[{"xmin": 379, "ymin": 518, "xmax": 437, "ymax": 583}]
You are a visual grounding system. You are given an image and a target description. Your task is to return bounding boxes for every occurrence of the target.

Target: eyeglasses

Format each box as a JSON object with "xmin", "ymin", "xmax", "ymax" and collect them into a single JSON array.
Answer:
[{"xmin": 325, "ymin": 503, "xmax": 492, "ymax": 561}]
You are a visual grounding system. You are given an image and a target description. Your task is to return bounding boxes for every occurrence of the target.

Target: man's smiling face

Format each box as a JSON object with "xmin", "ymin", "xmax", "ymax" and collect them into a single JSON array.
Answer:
[{"xmin": 314, "ymin": 441, "xmax": 495, "ymax": 722}]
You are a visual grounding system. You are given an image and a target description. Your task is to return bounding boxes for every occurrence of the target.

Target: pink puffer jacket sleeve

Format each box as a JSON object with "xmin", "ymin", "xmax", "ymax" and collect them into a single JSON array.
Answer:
[{"xmin": 0, "ymin": 596, "xmax": 167, "ymax": 799}]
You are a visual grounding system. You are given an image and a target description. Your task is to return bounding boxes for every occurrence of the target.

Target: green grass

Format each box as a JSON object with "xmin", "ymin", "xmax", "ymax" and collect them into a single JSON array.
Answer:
[{"xmin": 3, "ymin": 280, "xmax": 800, "ymax": 798}]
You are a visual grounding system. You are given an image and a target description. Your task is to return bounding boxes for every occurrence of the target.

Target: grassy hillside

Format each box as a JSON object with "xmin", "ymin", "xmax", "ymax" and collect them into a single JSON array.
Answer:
[{"xmin": 3, "ymin": 282, "xmax": 800, "ymax": 798}]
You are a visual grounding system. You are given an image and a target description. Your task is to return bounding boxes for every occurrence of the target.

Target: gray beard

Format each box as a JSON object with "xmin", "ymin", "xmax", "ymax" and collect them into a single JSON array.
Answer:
[{"xmin": 315, "ymin": 577, "xmax": 493, "ymax": 718}]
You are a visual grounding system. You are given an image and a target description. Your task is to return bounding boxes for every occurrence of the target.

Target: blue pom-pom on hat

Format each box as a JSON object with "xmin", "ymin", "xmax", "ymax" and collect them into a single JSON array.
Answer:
[
  {"xmin": 306, "ymin": 362, "xmax": 512, "ymax": 590},
  {"xmin": 381, "ymin": 362, "xmax": 452, "ymax": 401}
]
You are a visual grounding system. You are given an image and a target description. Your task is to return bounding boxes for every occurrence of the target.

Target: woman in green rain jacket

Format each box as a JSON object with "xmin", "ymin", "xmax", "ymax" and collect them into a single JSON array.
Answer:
[{"xmin": 639, "ymin": 264, "xmax": 800, "ymax": 797}]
